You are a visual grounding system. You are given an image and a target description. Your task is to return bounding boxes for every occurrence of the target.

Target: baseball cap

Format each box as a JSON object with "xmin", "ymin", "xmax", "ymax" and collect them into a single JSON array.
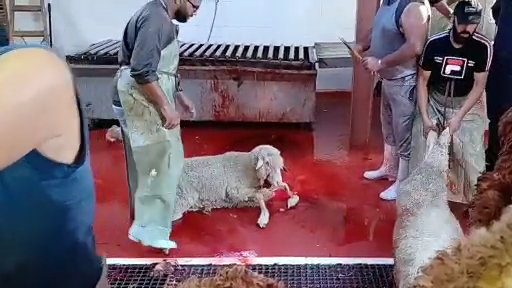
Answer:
[{"xmin": 453, "ymin": 0, "xmax": 483, "ymax": 24}]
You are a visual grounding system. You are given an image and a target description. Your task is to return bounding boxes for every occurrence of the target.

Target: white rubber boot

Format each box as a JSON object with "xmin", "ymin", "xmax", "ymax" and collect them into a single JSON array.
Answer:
[
  {"xmin": 364, "ymin": 143, "xmax": 398, "ymax": 181},
  {"xmin": 128, "ymin": 223, "xmax": 177, "ymax": 252},
  {"xmin": 379, "ymin": 158, "xmax": 409, "ymax": 201}
]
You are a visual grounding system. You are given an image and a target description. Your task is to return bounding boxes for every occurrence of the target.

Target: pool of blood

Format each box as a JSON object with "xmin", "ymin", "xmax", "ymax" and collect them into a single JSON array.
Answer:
[{"xmin": 91, "ymin": 92, "xmax": 467, "ymax": 258}]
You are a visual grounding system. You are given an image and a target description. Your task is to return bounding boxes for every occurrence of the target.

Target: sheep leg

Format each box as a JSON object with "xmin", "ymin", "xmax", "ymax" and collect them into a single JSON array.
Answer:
[
  {"xmin": 277, "ymin": 182, "xmax": 300, "ymax": 209},
  {"xmin": 255, "ymin": 193, "xmax": 270, "ymax": 228}
]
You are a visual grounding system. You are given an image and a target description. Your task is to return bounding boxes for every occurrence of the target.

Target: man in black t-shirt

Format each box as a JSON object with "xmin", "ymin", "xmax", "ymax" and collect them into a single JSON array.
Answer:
[{"xmin": 411, "ymin": 0, "xmax": 492, "ymax": 204}]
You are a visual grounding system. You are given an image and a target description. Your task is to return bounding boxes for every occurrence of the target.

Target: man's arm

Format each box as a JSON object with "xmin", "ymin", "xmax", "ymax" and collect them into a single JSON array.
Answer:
[
  {"xmin": 431, "ymin": 0, "xmax": 453, "ymax": 19},
  {"xmin": 0, "ymin": 48, "xmax": 77, "ymax": 169},
  {"xmin": 417, "ymin": 68, "xmax": 432, "ymax": 120},
  {"xmin": 130, "ymin": 16, "xmax": 174, "ymax": 112},
  {"xmin": 357, "ymin": 28, "xmax": 372, "ymax": 52},
  {"xmin": 455, "ymin": 38, "xmax": 493, "ymax": 120},
  {"xmin": 417, "ymin": 40, "xmax": 435, "ymax": 121},
  {"xmin": 380, "ymin": 3, "xmax": 430, "ymax": 69}
]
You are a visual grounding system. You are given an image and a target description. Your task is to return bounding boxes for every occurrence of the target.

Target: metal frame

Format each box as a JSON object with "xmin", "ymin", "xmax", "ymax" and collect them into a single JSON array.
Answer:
[{"xmin": 106, "ymin": 257, "xmax": 394, "ymax": 265}]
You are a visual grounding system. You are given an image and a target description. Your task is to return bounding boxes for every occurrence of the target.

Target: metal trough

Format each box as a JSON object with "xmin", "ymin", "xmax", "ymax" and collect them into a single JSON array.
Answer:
[{"xmin": 67, "ymin": 40, "xmax": 318, "ymax": 123}]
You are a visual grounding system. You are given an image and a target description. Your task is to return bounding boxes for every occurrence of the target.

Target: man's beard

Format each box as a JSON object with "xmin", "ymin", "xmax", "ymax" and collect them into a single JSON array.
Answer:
[
  {"xmin": 451, "ymin": 19, "xmax": 474, "ymax": 45},
  {"xmin": 174, "ymin": 8, "xmax": 188, "ymax": 23},
  {"xmin": 451, "ymin": 28, "xmax": 472, "ymax": 45}
]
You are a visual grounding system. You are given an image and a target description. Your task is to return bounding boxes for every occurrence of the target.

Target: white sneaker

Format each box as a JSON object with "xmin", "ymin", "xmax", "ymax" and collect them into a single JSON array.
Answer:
[
  {"xmin": 128, "ymin": 223, "xmax": 178, "ymax": 250},
  {"xmin": 364, "ymin": 143, "xmax": 398, "ymax": 181},
  {"xmin": 379, "ymin": 158, "xmax": 409, "ymax": 201}
]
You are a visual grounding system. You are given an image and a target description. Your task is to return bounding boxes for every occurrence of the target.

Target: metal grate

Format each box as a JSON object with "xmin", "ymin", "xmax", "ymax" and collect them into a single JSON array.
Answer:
[
  {"xmin": 66, "ymin": 39, "xmax": 316, "ymax": 70},
  {"xmin": 107, "ymin": 263, "xmax": 394, "ymax": 288}
]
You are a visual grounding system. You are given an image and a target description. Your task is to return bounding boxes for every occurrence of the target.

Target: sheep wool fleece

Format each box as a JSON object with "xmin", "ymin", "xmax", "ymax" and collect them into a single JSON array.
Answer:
[{"xmin": 116, "ymin": 39, "xmax": 184, "ymax": 247}]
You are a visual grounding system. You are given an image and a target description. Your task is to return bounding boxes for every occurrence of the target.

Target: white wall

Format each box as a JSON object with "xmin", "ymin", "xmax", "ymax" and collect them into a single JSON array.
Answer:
[{"xmin": 13, "ymin": 0, "xmax": 357, "ymax": 90}]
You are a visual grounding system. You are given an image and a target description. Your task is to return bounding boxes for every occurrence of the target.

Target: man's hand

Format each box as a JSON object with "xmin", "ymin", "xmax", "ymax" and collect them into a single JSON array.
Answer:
[
  {"xmin": 158, "ymin": 105, "xmax": 180, "ymax": 129},
  {"xmin": 177, "ymin": 92, "xmax": 196, "ymax": 118},
  {"xmin": 353, "ymin": 44, "xmax": 365, "ymax": 56},
  {"xmin": 362, "ymin": 56, "xmax": 382, "ymax": 73},
  {"xmin": 448, "ymin": 115, "xmax": 462, "ymax": 135},
  {"xmin": 422, "ymin": 117, "xmax": 436, "ymax": 138}
]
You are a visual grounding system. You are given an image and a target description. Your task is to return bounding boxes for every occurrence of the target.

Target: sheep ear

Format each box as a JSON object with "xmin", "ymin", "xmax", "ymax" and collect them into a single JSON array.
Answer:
[{"xmin": 256, "ymin": 158, "xmax": 264, "ymax": 170}]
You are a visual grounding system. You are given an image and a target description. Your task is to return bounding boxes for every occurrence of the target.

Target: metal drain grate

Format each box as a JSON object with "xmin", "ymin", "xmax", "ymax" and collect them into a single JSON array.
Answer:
[{"xmin": 107, "ymin": 263, "xmax": 394, "ymax": 288}]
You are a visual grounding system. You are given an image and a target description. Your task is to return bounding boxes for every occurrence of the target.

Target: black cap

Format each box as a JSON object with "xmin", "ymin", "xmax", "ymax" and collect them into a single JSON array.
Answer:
[{"xmin": 453, "ymin": 0, "xmax": 483, "ymax": 24}]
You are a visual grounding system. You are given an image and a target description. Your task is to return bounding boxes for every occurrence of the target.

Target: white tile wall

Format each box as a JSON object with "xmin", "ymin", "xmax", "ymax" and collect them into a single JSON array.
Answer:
[{"xmin": 20, "ymin": 0, "xmax": 357, "ymax": 90}]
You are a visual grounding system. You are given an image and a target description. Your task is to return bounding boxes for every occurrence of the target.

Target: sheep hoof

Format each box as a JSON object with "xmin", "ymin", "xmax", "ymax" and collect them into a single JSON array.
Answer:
[
  {"xmin": 287, "ymin": 195, "xmax": 300, "ymax": 209},
  {"xmin": 257, "ymin": 212, "xmax": 270, "ymax": 229}
]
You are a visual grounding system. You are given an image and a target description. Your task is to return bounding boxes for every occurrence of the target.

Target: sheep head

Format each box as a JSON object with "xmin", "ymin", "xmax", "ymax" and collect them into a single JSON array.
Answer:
[
  {"xmin": 423, "ymin": 128, "xmax": 451, "ymax": 170},
  {"xmin": 252, "ymin": 145, "xmax": 287, "ymax": 187}
]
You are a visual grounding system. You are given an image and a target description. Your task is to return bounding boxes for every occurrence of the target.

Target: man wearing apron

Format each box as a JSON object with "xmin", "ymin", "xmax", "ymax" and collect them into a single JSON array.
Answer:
[
  {"xmin": 116, "ymin": 0, "xmax": 199, "ymax": 252},
  {"xmin": 356, "ymin": 0, "xmax": 431, "ymax": 201},
  {"xmin": 486, "ymin": 0, "xmax": 512, "ymax": 171},
  {"xmin": 414, "ymin": 0, "xmax": 491, "ymax": 203},
  {"xmin": 0, "ymin": 46, "xmax": 108, "ymax": 287}
]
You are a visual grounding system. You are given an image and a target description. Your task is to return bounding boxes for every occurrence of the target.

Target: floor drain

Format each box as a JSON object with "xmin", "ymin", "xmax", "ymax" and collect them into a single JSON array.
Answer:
[{"xmin": 108, "ymin": 263, "xmax": 394, "ymax": 288}]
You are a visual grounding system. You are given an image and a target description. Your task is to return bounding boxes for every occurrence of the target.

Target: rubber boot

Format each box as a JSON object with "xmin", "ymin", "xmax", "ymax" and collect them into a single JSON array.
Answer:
[
  {"xmin": 379, "ymin": 158, "xmax": 409, "ymax": 201},
  {"xmin": 364, "ymin": 143, "xmax": 398, "ymax": 181},
  {"xmin": 128, "ymin": 223, "xmax": 177, "ymax": 250}
]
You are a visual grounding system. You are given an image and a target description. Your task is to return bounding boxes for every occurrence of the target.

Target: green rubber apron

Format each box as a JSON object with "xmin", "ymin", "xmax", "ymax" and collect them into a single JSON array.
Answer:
[{"xmin": 116, "ymin": 38, "xmax": 184, "ymax": 244}]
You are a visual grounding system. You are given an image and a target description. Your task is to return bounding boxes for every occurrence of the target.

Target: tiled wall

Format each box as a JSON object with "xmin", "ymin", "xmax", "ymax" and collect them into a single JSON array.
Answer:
[{"xmin": 23, "ymin": 0, "xmax": 358, "ymax": 90}]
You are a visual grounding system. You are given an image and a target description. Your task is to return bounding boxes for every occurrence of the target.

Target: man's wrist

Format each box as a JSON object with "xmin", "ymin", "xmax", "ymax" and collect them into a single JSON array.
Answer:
[{"xmin": 378, "ymin": 58, "xmax": 388, "ymax": 70}]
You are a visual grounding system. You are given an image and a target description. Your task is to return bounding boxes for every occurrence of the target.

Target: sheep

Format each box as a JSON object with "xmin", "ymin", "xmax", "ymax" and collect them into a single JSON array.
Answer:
[
  {"xmin": 412, "ymin": 205, "xmax": 512, "ymax": 288},
  {"xmin": 172, "ymin": 145, "xmax": 299, "ymax": 228},
  {"xmin": 393, "ymin": 129, "xmax": 464, "ymax": 288}
]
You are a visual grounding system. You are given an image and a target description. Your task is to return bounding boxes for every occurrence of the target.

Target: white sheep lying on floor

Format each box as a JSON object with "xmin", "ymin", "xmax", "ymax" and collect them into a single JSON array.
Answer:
[
  {"xmin": 393, "ymin": 129, "xmax": 464, "ymax": 288},
  {"xmin": 172, "ymin": 145, "xmax": 299, "ymax": 228}
]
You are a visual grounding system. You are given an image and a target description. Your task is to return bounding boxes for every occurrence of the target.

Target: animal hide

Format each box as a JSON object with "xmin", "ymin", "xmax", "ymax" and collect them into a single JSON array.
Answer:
[
  {"xmin": 177, "ymin": 265, "xmax": 285, "ymax": 288},
  {"xmin": 412, "ymin": 205, "xmax": 512, "ymax": 288},
  {"xmin": 469, "ymin": 107, "xmax": 512, "ymax": 229}
]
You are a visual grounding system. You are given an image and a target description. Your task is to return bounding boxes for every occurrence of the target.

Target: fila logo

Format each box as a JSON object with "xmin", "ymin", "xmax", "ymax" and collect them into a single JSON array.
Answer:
[{"xmin": 441, "ymin": 57, "xmax": 468, "ymax": 79}]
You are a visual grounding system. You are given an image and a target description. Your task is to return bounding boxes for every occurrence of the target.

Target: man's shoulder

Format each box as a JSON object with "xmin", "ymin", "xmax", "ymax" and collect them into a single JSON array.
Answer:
[
  {"xmin": 470, "ymin": 33, "xmax": 492, "ymax": 52},
  {"xmin": 425, "ymin": 31, "xmax": 450, "ymax": 47},
  {"xmin": 0, "ymin": 44, "xmax": 49, "ymax": 57},
  {"xmin": 133, "ymin": 0, "xmax": 166, "ymax": 24},
  {"xmin": 403, "ymin": 0, "xmax": 431, "ymax": 9}
]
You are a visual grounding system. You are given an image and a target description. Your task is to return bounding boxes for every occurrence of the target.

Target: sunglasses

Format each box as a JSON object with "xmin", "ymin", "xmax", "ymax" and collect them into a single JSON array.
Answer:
[{"xmin": 187, "ymin": 0, "xmax": 199, "ymax": 10}]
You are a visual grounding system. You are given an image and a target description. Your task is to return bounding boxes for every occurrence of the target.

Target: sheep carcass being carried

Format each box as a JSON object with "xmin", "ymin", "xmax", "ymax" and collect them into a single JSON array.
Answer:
[
  {"xmin": 393, "ymin": 129, "xmax": 464, "ymax": 288},
  {"xmin": 173, "ymin": 145, "xmax": 299, "ymax": 228}
]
